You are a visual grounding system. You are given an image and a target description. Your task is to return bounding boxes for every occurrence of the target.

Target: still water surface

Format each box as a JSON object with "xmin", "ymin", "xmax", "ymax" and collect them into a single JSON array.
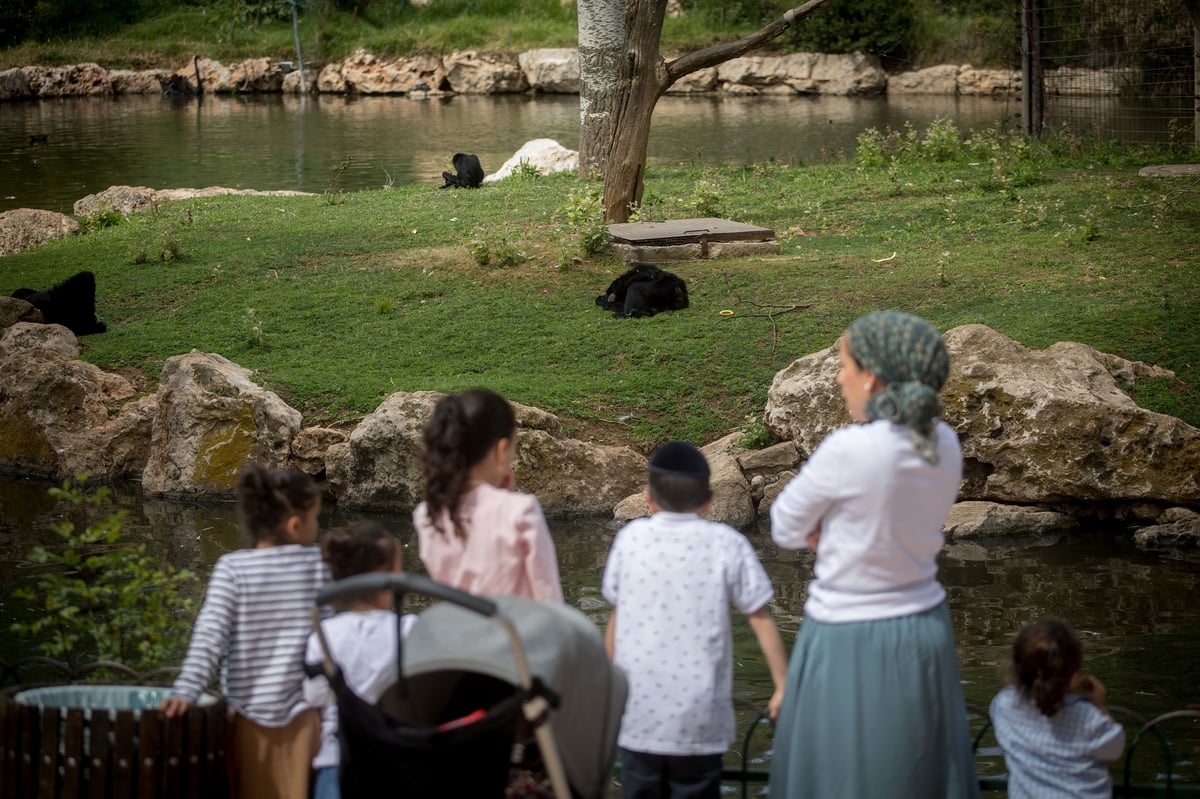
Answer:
[
  {"xmin": 1, "ymin": 476, "xmax": 1197, "ymax": 788},
  {"xmin": 1, "ymin": 92, "xmax": 1022, "ymax": 214}
]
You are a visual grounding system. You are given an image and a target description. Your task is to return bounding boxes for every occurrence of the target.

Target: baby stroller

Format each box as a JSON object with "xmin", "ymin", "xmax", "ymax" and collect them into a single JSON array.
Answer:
[{"xmin": 310, "ymin": 573, "xmax": 627, "ymax": 799}]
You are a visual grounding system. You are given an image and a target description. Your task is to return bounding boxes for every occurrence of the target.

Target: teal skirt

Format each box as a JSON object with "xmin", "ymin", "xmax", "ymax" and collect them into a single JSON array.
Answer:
[{"xmin": 768, "ymin": 601, "xmax": 980, "ymax": 799}]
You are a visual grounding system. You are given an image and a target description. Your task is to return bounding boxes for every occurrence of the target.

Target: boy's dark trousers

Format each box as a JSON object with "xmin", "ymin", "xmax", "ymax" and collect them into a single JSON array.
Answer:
[{"xmin": 617, "ymin": 747, "xmax": 723, "ymax": 799}]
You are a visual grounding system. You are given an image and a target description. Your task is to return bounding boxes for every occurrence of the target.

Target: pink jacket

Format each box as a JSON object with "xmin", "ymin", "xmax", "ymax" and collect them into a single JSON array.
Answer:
[{"xmin": 413, "ymin": 482, "xmax": 563, "ymax": 602}]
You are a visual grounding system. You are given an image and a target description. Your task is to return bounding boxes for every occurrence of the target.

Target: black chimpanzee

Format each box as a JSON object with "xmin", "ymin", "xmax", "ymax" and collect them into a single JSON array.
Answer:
[
  {"xmin": 11, "ymin": 270, "xmax": 108, "ymax": 335},
  {"xmin": 595, "ymin": 263, "xmax": 689, "ymax": 319},
  {"xmin": 440, "ymin": 153, "xmax": 485, "ymax": 189}
]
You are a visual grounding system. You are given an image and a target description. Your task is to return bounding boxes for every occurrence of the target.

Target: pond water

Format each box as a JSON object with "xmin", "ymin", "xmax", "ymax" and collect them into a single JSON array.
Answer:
[
  {"xmin": 1, "ymin": 475, "xmax": 1197, "ymax": 789},
  {"xmin": 0, "ymin": 92, "xmax": 1023, "ymax": 215}
]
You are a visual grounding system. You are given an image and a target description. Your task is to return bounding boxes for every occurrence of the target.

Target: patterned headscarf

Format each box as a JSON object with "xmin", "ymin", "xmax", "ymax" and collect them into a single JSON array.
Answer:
[{"xmin": 845, "ymin": 310, "xmax": 950, "ymax": 463}]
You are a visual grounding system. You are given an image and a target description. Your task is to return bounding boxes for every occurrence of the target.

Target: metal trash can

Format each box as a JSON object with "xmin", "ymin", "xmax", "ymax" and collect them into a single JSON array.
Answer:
[{"xmin": 0, "ymin": 685, "xmax": 227, "ymax": 799}]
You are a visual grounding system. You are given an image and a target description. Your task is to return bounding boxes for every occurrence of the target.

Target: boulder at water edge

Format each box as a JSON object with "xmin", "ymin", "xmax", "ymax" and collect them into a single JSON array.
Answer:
[
  {"xmin": 327, "ymin": 390, "xmax": 645, "ymax": 513},
  {"xmin": 483, "ymin": 139, "xmax": 579, "ymax": 183},
  {"xmin": 0, "ymin": 322, "xmax": 154, "ymax": 479},
  {"xmin": 0, "ymin": 209, "xmax": 81, "ymax": 256},
  {"xmin": 765, "ymin": 323, "xmax": 1200, "ymax": 510},
  {"xmin": 142, "ymin": 350, "xmax": 302, "ymax": 496}
]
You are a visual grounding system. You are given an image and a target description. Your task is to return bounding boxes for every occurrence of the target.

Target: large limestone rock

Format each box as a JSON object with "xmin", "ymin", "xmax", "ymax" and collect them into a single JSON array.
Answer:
[
  {"xmin": 73, "ymin": 185, "xmax": 311, "ymax": 217},
  {"xmin": 318, "ymin": 49, "xmax": 446, "ymax": 95},
  {"xmin": 0, "ymin": 209, "xmax": 81, "ymax": 256},
  {"xmin": 717, "ymin": 52, "xmax": 886, "ymax": 96},
  {"xmin": 943, "ymin": 501, "xmax": 1078, "ymax": 538},
  {"xmin": 888, "ymin": 65, "xmax": 961, "ymax": 95},
  {"xmin": 513, "ymin": 428, "xmax": 646, "ymax": 515},
  {"xmin": 325, "ymin": 391, "xmax": 440, "ymax": 509},
  {"xmin": 483, "ymin": 138, "xmax": 579, "ymax": 182},
  {"xmin": 0, "ymin": 297, "xmax": 44, "ymax": 330},
  {"xmin": 518, "ymin": 49, "xmax": 580, "ymax": 93},
  {"xmin": 23, "ymin": 63, "xmax": 112, "ymax": 97},
  {"xmin": 763, "ymin": 342, "xmax": 849, "ymax": 459},
  {"xmin": 0, "ymin": 323, "xmax": 151, "ymax": 479},
  {"xmin": 142, "ymin": 351, "xmax": 302, "ymax": 497},
  {"xmin": 326, "ymin": 391, "xmax": 644, "ymax": 513},
  {"xmin": 290, "ymin": 426, "xmax": 350, "ymax": 478},
  {"xmin": 664, "ymin": 66, "xmax": 719, "ymax": 94},
  {"xmin": 0, "ymin": 321, "xmax": 79, "ymax": 360},
  {"xmin": 1044, "ymin": 68, "xmax": 1126, "ymax": 96},
  {"xmin": 173, "ymin": 57, "xmax": 283, "ymax": 94},
  {"xmin": 0, "ymin": 68, "xmax": 32, "ymax": 100},
  {"xmin": 73, "ymin": 186, "xmax": 158, "ymax": 217},
  {"xmin": 945, "ymin": 325, "xmax": 1198, "ymax": 505},
  {"xmin": 956, "ymin": 66, "xmax": 1020, "ymax": 96},
  {"xmin": 444, "ymin": 50, "xmax": 528, "ymax": 94},
  {"xmin": 765, "ymin": 324, "xmax": 1200, "ymax": 508},
  {"xmin": 108, "ymin": 69, "xmax": 173, "ymax": 94},
  {"xmin": 1132, "ymin": 509, "xmax": 1200, "ymax": 557}
]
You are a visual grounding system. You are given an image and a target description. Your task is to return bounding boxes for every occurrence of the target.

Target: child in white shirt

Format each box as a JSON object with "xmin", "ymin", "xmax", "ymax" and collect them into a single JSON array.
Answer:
[
  {"xmin": 602, "ymin": 441, "xmax": 787, "ymax": 799},
  {"xmin": 304, "ymin": 522, "xmax": 416, "ymax": 799}
]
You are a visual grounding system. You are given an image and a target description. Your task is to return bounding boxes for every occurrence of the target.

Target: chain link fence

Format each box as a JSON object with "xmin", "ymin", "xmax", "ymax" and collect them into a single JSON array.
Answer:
[{"xmin": 1022, "ymin": 0, "xmax": 1199, "ymax": 145}]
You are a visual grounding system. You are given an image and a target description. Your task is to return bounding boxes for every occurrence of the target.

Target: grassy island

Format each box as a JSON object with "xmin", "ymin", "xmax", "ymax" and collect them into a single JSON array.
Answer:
[{"xmin": 3, "ymin": 122, "xmax": 1198, "ymax": 451}]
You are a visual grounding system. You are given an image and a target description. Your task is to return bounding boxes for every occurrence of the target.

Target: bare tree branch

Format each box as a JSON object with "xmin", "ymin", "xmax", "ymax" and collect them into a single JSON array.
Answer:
[{"xmin": 666, "ymin": 0, "xmax": 835, "ymax": 82}]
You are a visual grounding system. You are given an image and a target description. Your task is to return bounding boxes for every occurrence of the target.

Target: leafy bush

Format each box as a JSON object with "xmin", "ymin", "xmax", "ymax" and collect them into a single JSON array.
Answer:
[
  {"xmin": 787, "ymin": 0, "xmax": 917, "ymax": 65},
  {"xmin": 563, "ymin": 189, "xmax": 609, "ymax": 256},
  {"xmin": 9, "ymin": 480, "xmax": 198, "ymax": 673},
  {"xmin": 687, "ymin": 179, "xmax": 725, "ymax": 218}
]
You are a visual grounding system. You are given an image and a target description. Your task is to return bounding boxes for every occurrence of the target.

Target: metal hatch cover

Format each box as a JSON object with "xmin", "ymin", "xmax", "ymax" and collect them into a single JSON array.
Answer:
[{"xmin": 606, "ymin": 217, "xmax": 776, "ymax": 246}]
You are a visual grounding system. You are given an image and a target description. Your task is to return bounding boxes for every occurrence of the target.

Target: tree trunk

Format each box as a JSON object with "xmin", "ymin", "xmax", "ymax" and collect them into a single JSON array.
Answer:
[
  {"xmin": 578, "ymin": 0, "xmax": 625, "ymax": 178},
  {"xmin": 591, "ymin": 0, "xmax": 835, "ymax": 222},
  {"xmin": 601, "ymin": 0, "xmax": 669, "ymax": 220}
]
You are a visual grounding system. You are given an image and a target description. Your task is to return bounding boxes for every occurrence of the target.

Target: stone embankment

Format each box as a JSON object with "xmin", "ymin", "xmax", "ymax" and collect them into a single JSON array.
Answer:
[
  {"xmin": 1, "ymin": 303, "xmax": 1197, "ymax": 550},
  {"xmin": 0, "ymin": 48, "xmax": 1133, "ymax": 101}
]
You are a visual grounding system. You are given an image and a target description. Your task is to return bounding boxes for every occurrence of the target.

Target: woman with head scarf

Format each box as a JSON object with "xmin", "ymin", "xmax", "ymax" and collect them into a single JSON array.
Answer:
[{"xmin": 768, "ymin": 310, "xmax": 979, "ymax": 798}]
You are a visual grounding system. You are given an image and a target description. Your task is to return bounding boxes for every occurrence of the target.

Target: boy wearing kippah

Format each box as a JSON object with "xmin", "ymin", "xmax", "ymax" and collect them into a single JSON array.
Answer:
[{"xmin": 602, "ymin": 442, "xmax": 788, "ymax": 799}]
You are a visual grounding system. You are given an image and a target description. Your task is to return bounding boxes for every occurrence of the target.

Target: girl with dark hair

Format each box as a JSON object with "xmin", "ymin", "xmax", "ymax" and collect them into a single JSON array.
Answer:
[
  {"xmin": 413, "ymin": 389, "xmax": 562, "ymax": 602},
  {"xmin": 768, "ymin": 311, "xmax": 979, "ymax": 798},
  {"xmin": 990, "ymin": 618, "xmax": 1125, "ymax": 798},
  {"xmin": 304, "ymin": 522, "xmax": 415, "ymax": 799},
  {"xmin": 163, "ymin": 463, "xmax": 327, "ymax": 799}
]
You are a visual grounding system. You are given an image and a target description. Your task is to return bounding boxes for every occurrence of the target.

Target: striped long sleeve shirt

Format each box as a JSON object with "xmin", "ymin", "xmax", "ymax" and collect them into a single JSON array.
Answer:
[{"xmin": 170, "ymin": 544, "xmax": 329, "ymax": 726}]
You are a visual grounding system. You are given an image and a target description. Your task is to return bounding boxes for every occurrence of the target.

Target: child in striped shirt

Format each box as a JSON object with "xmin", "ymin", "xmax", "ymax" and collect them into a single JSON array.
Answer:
[{"xmin": 162, "ymin": 463, "xmax": 328, "ymax": 799}]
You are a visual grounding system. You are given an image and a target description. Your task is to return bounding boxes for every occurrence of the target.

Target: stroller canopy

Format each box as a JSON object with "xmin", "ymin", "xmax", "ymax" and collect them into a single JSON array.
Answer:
[{"xmin": 402, "ymin": 596, "xmax": 627, "ymax": 799}]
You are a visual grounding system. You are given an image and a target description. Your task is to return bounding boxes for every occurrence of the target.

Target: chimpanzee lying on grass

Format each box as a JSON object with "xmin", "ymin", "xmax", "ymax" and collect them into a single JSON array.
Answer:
[
  {"xmin": 595, "ymin": 263, "xmax": 689, "ymax": 318},
  {"xmin": 11, "ymin": 270, "xmax": 108, "ymax": 335},
  {"xmin": 440, "ymin": 153, "xmax": 485, "ymax": 188}
]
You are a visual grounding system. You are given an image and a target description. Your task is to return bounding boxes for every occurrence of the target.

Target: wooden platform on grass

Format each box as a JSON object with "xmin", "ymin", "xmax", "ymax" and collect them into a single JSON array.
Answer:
[{"xmin": 606, "ymin": 217, "xmax": 779, "ymax": 261}]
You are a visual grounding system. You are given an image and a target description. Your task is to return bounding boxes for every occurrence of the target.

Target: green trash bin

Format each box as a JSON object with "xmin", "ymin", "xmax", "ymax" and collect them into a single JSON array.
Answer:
[{"xmin": 0, "ymin": 685, "xmax": 227, "ymax": 799}]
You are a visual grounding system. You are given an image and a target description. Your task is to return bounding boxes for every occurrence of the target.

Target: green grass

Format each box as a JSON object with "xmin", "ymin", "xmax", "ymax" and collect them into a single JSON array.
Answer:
[{"xmin": 3, "ymin": 123, "xmax": 1198, "ymax": 452}]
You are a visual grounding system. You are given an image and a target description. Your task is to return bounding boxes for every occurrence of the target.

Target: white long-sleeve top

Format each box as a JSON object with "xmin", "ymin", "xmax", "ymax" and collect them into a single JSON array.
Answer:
[
  {"xmin": 169, "ymin": 545, "xmax": 328, "ymax": 726},
  {"xmin": 303, "ymin": 609, "xmax": 417, "ymax": 770},
  {"xmin": 770, "ymin": 419, "xmax": 962, "ymax": 623}
]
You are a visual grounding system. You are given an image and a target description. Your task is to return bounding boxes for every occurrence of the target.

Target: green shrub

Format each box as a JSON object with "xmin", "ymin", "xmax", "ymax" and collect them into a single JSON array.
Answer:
[
  {"xmin": 563, "ymin": 188, "xmax": 609, "ymax": 256},
  {"xmin": 9, "ymin": 480, "xmax": 198, "ymax": 673},
  {"xmin": 80, "ymin": 203, "xmax": 125, "ymax": 234},
  {"xmin": 788, "ymin": 0, "xmax": 917, "ymax": 65}
]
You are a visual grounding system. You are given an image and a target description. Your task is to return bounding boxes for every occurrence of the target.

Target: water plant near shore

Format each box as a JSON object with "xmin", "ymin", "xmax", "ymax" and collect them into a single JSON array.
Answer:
[{"xmin": 9, "ymin": 480, "xmax": 198, "ymax": 673}]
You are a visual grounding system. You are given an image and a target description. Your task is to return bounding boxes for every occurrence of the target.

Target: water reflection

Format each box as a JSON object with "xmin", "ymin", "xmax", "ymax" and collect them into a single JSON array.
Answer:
[
  {"xmin": 1, "ymin": 93, "xmax": 1021, "ymax": 214},
  {"xmin": 2, "ymin": 476, "xmax": 1196, "ymax": 784}
]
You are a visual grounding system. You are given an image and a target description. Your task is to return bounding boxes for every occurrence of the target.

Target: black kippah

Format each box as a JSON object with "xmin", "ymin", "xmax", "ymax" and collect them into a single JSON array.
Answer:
[{"xmin": 648, "ymin": 441, "xmax": 710, "ymax": 478}]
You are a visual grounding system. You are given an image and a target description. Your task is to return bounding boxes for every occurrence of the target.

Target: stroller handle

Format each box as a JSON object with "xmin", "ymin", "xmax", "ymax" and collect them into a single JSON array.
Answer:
[{"xmin": 315, "ymin": 572, "xmax": 498, "ymax": 617}]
